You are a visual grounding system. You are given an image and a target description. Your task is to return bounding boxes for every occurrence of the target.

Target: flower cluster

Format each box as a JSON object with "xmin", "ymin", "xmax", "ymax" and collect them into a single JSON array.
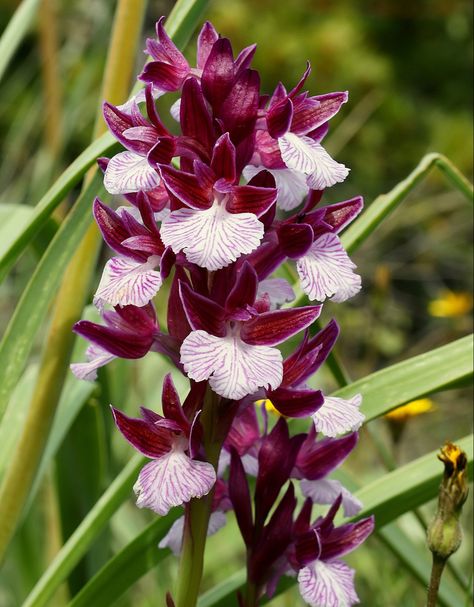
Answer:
[{"xmin": 72, "ymin": 18, "xmax": 372, "ymax": 607}]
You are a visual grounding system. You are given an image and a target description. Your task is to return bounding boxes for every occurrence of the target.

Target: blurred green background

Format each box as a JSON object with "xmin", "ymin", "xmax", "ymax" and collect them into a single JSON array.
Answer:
[{"xmin": 0, "ymin": 0, "xmax": 472, "ymax": 605}]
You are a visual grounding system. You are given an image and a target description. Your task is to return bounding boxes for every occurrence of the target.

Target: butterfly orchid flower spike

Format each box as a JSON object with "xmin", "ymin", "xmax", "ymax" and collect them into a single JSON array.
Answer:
[{"xmin": 72, "ymin": 17, "xmax": 373, "ymax": 607}]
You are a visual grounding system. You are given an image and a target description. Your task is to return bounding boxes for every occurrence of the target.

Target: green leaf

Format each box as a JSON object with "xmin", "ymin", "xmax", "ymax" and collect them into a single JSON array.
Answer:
[
  {"xmin": 67, "ymin": 513, "xmax": 180, "ymax": 607},
  {"xmin": 0, "ymin": 136, "xmax": 116, "ymax": 282},
  {"xmin": 0, "ymin": 0, "xmax": 40, "ymax": 84},
  {"xmin": 197, "ymin": 436, "xmax": 473, "ymax": 606},
  {"xmin": 22, "ymin": 454, "xmax": 145, "ymax": 607},
  {"xmin": 0, "ymin": 171, "xmax": 105, "ymax": 420},
  {"xmin": 342, "ymin": 153, "xmax": 473, "ymax": 255},
  {"xmin": 0, "ymin": 204, "xmax": 34, "ymax": 258}
]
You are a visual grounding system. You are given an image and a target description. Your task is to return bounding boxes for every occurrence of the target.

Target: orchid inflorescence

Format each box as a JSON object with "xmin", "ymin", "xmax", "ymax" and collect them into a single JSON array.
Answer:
[{"xmin": 72, "ymin": 17, "xmax": 374, "ymax": 607}]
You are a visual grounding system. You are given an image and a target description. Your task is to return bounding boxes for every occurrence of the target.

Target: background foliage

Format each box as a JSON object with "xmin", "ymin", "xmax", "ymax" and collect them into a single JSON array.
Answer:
[{"xmin": 0, "ymin": 0, "xmax": 472, "ymax": 605}]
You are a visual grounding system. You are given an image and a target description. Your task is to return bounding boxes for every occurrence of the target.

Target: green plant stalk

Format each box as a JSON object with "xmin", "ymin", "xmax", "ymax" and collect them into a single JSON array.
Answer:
[
  {"xmin": 427, "ymin": 555, "xmax": 447, "ymax": 607},
  {"xmin": 0, "ymin": 0, "xmax": 148, "ymax": 565},
  {"xmin": 176, "ymin": 389, "xmax": 226, "ymax": 607}
]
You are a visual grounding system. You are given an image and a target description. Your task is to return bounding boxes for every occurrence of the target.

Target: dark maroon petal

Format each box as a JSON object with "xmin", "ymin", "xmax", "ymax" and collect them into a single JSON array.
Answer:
[
  {"xmin": 227, "ymin": 184, "xmax": 276, "ymax": 218},
  {"xmin": 218, "ymin": 68, "xmax": 260, "ymax": 145},
  {"xmin": 202, "ymin": 38, "xmax": 235, "ymax": 111},
  {"xmin": 197, "ymin": 21, "xmax": 219, "ymax": 69},
  {"xmin": 225, "ymin": 261, "xmax": 258, "ymax": 313},
  {"xmin": 235, "ymin": 43, "xmax": 257, "ymax": 72},
  {"xmin": 288, "ymin": 62, "xmax": 311, "ymax": 98},
  {"xmin": 254, "ymin": 130, "xmax": 286, "ymax": 169},
  {"xmin": 135, "ymin": 191, "xmax": 160, "ymax": 235},
  {"xmin": 320, "ymin": 516, "xmax": 375, "ymax": 561},
  {"xmin": 97, "ymin": 157, "xmax": 109, "ymax": 173},
  {"xmin": 180, "ymin": 78, "xmax": 215, "ymax": 154},
  {"xmin": 241, "ymin": 306, "xmax": 321, "ymax": 346},
  {"xmin": 167, "ymin": 268, "xmax": 192, "ymax": 341},
  {"xmin": 270, "ymin": 387, "xmax": 324, "ymax": 418},
  {"xmin": 121, "ymin": 235, "xmax": 162, "ymax": 256},
  {"xmin": 302, "ymin": 189, "xmax": 324, "ymax": 213},
  {"xmin": 323, "ymin": 196, "xmax": 364, "ymax": 233},
  {"xmin": 255, "ymin": 419, "xmax": 305, "ymax": 527},
  {"xmin": 147, "ymin": 137, "xmax": 176, "ymax": 167},
  {"xmin": 144, "ymin": 84, "xmax": 168, "ymax": 135},
  {"xmin": 248, "ymin": 237, "xmax": 285, "ymax": 280},
  {"xmin": 225, "ymin": 402, "xmax": 260, "ymax": 455},
  {"xmin": 247, "ymin": 169, "xmax": 276, "ymax": 189},
  {"xmin": 111, "ymin": 406, "xmax": 172, "ymax": 458},
  {"xmin": 294, "ymin": 498, "xmax": 313, "ymax": 536},
  {"xmin": 179, "ymin": 281, "xmax": 226, "ymax": 336},
  {"xmin": 267, "ymin": 97, "xmax": 293, "ymax": 139},
  {"xmin": 93, "ymin": 198, "xmax": 140, "ymax": 259},
  {"xmin": 296, "ymin": 431, "xmax": 358, "ymax": 481},
  {"xmin": 162, "ymin": 373, "xmax": 190, "ymax": 432},
  {"xmin": 249, "ymin": 483, "xmax": 296, "ymax": 584},
  {"xmin": 295, "ymin": 529, "xmax": 322, "ymax": 567},
  {"xmin": 317, "ymin": 494, "xmax": 343, "ymax": 535},
  {"xmin": 166, "ymin": 592, "xmax": 176, "ymax": 607},
  {"xmin": 278, "ymin": 223, "xmax": 314, "ymax": 259},
  {"xmin": 159, "ymin": 165, "xmax": 212, "ymax": 210},
  {"xmin": 102, "ymin": 102, "xmax": 136, "ymax": 149},
  {"xmin": 211, "ymin": 133, "xmax": 236, "ymax": 183},
  {"xmin": 293, "ymin": 91, "xmax": 348, "ymax": 135},
  {"xmin": 229, "ymin": 448, "xmax": 253, "ymax": 546},
  {"xmin": 115, "ymin": 302, "xmax": 157, "ymax": 331},
  {"xmin": 139, "ymin": 61, "xmax": 186, "ymax": 92}
]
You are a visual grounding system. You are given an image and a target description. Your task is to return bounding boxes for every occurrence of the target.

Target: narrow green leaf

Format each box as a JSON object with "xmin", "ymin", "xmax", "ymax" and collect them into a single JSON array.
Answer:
[
  {"xmin": 0, "ymin": 135, "xmax": 116, "ymax": 282},
  {"xmin": 0, "ymin": 204, "xmax": 34, "ymax": 258},
  {"xmin": 342, "ymin": 153, "xmax": 473, "ymax": 255},
  {"xmin": 0, "ymin": 171, "xmax": 105, "ymax": 420},
  {"xmin": 22, "ymin": 454, "xmax": 145, "ymax": 607},
  {"xmin": 68, "ymin": 512, "xmax": 180, "ymax": 607},
  {"xmin": 0, "ymin": 0, "xmax": 40, "ymax": 83},
  {"xmin": 197, "ymin": 436, "xmax": 473, "ymax": 606}
]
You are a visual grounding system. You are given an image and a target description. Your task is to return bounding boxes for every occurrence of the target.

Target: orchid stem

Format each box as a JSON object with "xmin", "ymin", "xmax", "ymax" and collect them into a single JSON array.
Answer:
[
  {"xmin": 427, "ymin": 554, "xmax": 446, "ymax": 607},
  {"xmin": 175, "ymin": 388, "xmax": 224, "ymax": 607}
]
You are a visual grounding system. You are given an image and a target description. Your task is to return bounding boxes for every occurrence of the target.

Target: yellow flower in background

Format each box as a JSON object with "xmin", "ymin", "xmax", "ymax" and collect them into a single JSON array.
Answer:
[
  {"xmin": 255, "ymin": 399, "xmax": 281, "ymax": 416},
  {"xmin": 428, "ymin": 290, "xmax": 473, "ymax": 318},
  {"xmin": 385, "ymin": 398, "xmax": 435, "ymax": 422}
]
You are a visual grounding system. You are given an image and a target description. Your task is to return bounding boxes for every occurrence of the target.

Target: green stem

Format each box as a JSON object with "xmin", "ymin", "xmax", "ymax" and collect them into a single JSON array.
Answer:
[
  {"xmin": 175, "ymin": 388, "xmax": 225, "ymax": 607},
  {"xmin": 0, "ymin": 0, "xmax": 147, "ymax": 566},
  {"xmin": 427, "ymin": 554, "xmax": 446, "ymax": 607}
]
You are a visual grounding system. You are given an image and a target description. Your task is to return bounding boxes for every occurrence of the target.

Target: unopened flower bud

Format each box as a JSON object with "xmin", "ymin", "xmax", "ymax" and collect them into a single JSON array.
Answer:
[{"xmin": 427, "ymin": 442, "xmax": 469, "ymax": 560}]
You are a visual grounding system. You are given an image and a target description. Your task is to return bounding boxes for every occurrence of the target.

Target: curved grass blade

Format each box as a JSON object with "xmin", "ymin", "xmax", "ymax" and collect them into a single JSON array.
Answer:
[
  {"xmin": 67, "ymin": 512, "xmax": 180, "ymax": 607},
  {"xmin": 0, "ymin": 0, "xmax": 40, "ymax": 83},
  {"xmin": 22, "ymin": 454, "xmax": 145, "ymax": 607},
  {"xmin": 0, "ymin": 171, "xmax": 105, "ymax": 420},
  {"xmin": 197, "ymin": 435, "xmax": 473, "ymax": 606}
]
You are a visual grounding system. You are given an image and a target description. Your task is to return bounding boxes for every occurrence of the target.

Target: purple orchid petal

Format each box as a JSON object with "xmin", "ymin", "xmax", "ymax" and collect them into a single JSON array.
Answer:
[
  {"xmin": 180, "ymin": 78, "xmax": 214, "ymax": 154},
  {"xmin": 267, "ymin": 97, "xmax": 294, "ymax": 139},
  {"xmin": 180, "ymin": 330, "xmax": 283, "ymax": 400},
  {"xmin": 162, "ymin": 374, "xmax": 190, "ymax": 433},
  {"xmin": 241, "ymin": 306, "xmax": 321, "ymax": 346},
  {"xmin": 227, "ymin": 184, "xmax": 277, "ymax": 217},
  {"xmin": 147, "ymin": 137, "xmax": 176, "ymax": 167},
  {"xmin": 298, "ymin": 559, "xmax": 359, "ymax": 607},
  {"xmin": 229, "ymin": 448, "xmax": 253, "ymax": 546},
  {"xmin": 278, "ymin": 223, "xmax": 314, "ymax": 259},
  {"xmin": 93, "ymin": 255, "xmax": 162, "ymax": 309},
  {"xmin": 133, "ymin": 446, "xmax": 216, "ymax": 515},
  {"xmin": 170, "ymin": 98, "xmax": 181, "ymax": 121},
  {"xmin": 323, "ymin": 196, "xmax": 364, "ymax": 233},
  {"xmin": 140, "ymin": 61, "xmax": 187, "ymax": 91},
  {"xmin": 201, "ymin": 37, "xmax": 236, "ymax": 111},
  {"xmin": 321, "ymin": 517, "xmax": 374, "ymax": 561},
  {"xmin": 292, "ymin": 91, "xmax": 348, "ymax": 135},
  {"xmin": 93, "ymin": 198, "xmax": 140, "ymax": 258},
  {"xmin": 111, "ymin": 407, "xmax": 172, "ymax": 458},
  {"xmin": 225, "ymin": 403, "xmax": 260, "ymax": 455},
  {"xmin": 279, "ymin": 133, "xmax": 349, "ymax": 189},
  {"xmin": 295, "ymin": 529, "xmax": 322, "ymax": 567},
  {"xmin": 244, "ymin": 165, "xmax": 308, "ymax": 211},
  {"xmin": 312, "ymin": 394, "xmax": 364, "ymax": 437},
  {"xmin": 296, "ymin": 431, "xmax": 358, "ymax": 480},
  {"xmin": 301, "ymin": 478, "xmax": 363, "ymax": 518},
  {"xmin": 197, "ymin": 21, "xmax": 219, "ymax": 69},
  {"xmin": 104, "ymin": 151, "xmax": 160, "ymax": 194},
  {"xmin": 270, "ymin": 387, "xmax": 324, "ymax": 418},
  {"xmin": 218, "ymin": 68, "xmax": 260, "ymax": 145},
  {"xmin": 296, "ymin": 233, "xmax": 361, "ymax": 303},
  {"xmin": 70, "ymin": 344, "xmax": 116, "ymax": 381},
  {"xmin": 159, "ymin": 165, "xmax": 212, "ymax": 210},
  {"xmin": 147, "ymin": 17, "xmax": 189, "ymax": 68},
  {"xmin": 179, "ymin": 281, "xmax": 226, "ymax": 336},
  {"xmin": 102, "ymin": 102, "xmax": 147, "ymax": 153},
  {"xmin": 161, "ymin": 204, "xmax": 264, "ymax": 271},
  {"xmin": 211, "ymin": 133, "xmax": 237, "ymax": 183},
  {"xmin": 225, "ymin": 261, "xmax": 258, "ymax": 313},
  {"xmin": 235, "ymin": 43, "xmax": 257, "ymax": 72}
]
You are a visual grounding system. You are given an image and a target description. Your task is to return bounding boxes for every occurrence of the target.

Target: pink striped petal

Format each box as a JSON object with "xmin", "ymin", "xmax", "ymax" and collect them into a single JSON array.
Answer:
[
  {"xmin": 257, "ymin": 278, "xmax": 295, "ymax": 308},
  {"xmin": 94, "ymin": 255, "xmax": 162, "ymax": 308},
  {"xmin": 300, "ymin": 478, "xmax": 362, "ymax": 517},
  {"xmin": 180, "ymin": 330, "xmax": 282, "ymax": 400},
  {"xmin": 104, "ymin": 151, "xmax": 160, "ymax": 194},
  {"xmin": 312, "ymin": 394, "xmax": 364, "ymax": 438},
  {"xmin": 133, "ymin": 447, "xmax": 216, "ymax": 515},
  {"xmin": 161, "ymin": 204, "xmax": 264, "ymax": 271},
  {"xmin": 296, "ymin": 233, "xmax": 361, "ymax": 303},
  {"xmin": 244, "ymin": 165, "xmax": 308, "ymax": 211},
  {"xmin": 158, "ymin": 510, "xmax": 226, "ymax": 555},
  {"xmin": 298, "ymin": 559, "xmax": 359, "ymax": 607},
  {"xmin": 70, "ymin": 344, "xmax": 116, "ymax": 381},
  {"xmin": 278, "ymin": 133, "xmax": 349, "ymax": 189}
]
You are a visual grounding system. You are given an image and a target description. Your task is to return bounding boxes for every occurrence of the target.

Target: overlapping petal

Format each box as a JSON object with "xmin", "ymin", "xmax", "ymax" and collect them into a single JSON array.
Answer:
[
  {"xmin": 298, "ymin": 559, "xmax": 359, "ymax": 607},
  {"xmin": 312, "ymin": 394, "xmax": 364, "ymax": 437},
  {"xmin": 104, "ymin": 151, "xmax": 160, "ymax": 194}
]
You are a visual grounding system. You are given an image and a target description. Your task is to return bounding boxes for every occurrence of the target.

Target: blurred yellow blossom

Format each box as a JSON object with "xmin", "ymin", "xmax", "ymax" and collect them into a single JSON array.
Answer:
[
  {"xmin": 385, "ymin": 398, "xmax": 435, "ymax": 422},
  {"xmin": 428, "ymin": 290, "xmax": 473, "ymax": 318},
  {"xmin": 255, "ymin": 399, "xmax": 281, "ymax": 416}
]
